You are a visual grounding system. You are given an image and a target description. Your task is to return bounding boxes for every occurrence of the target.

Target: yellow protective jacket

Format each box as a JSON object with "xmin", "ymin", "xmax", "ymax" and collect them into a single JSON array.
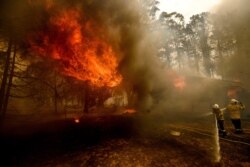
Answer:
[
  {"xmin": 226, "ymin": 103, "xmax": 245, "ymax": 119},
  {"xmin": 212, "ymin": 108, "xmax": 224, "ymax": 120}
]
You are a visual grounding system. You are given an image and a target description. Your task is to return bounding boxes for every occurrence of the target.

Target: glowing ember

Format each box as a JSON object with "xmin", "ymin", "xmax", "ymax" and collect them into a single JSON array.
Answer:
[
  {"xmin": 173, "ymin": 76, "xmax": 186, "ymax": 90},
  {"xmin": 124, "ymin": 109, "xmax": 136, "ymax": 114},
  {"xmin": 29, "ymin": 7, "xmax": 122, "ymax": 87},
  {"xmin": 74, "ymin": 118, "xmax": 80, "ymax": 124}
]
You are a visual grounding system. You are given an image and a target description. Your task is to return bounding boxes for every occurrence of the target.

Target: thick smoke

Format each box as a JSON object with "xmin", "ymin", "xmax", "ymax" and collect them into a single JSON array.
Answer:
[
  {"xmin": 1, "ymin": 0, "xmax": 235, "ymax": 115},
  {"xmin": 0, "ymin": 0, "xmax": 174, "ymax": 112},
  {"xmin": 60, "ymin": 0, "xmax": 171, "ymax": 112},
  {"xmin": 214, "ymin": 0, "xmax": 250, "ymax": 88},
  {"xmin": 80, "ymin": 0, "xmax": 171, "ymax": 112}
]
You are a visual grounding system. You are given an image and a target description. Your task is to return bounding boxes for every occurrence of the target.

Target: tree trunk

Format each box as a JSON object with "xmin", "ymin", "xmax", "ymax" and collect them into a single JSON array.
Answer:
[
  {"xmin": 177, "ymin": 50, "xmax": 182, "ymax": 71},
  {"xmin": 200, "ymin": 31, "xmax": 211, "ymax": 77},
  {"xmin": 54, "ymin": 72, "xmax": 58, "ymax": 114},
  {"xmin": 54, "ymin": 87, "xmax": 58, "ymax": 114},
  {"xmin": 83, "ymin": 83, "xmax": 89, "ymax": 113},
  {"xmin": 217, "ymin": 40, "xmax": 225, "ymax": 79},
  {"xmin": 190, "ymin": 38, "xmax": 200, "ymax": 73},
  {"xmin": 194, "ymin": 52, "xmax": 200, "ymax": 73},
  {"xmin": 2, "ymin": 44, "xmax": 17, "ymax": 117},
  {"xmin": 165, "ymin": 51, "xmax": 171, "ymax": 68},
  {"xmin": 0, "ymin": 39, "xmax": 12, "ymax": 120}
]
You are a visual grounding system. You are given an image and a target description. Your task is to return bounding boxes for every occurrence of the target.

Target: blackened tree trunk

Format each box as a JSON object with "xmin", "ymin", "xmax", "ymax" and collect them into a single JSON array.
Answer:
[
  {"xmin": 54, "ymin": 85, "xmax": 58, "ymax": 114},
  {"xmin": 83, "ymin": 83, "xmax": 89, "ymax": 113},
  {"xmin": 53, "ymin": 72, "xmax": 58, "ymax": 114},
  {"xmin": 200, "ymin": 33, "xmax": 212, "ymax": 77},
  {"xmin": 2, "ymin": 43, "xmax": 17, "ymax": 117},
  {"xmin": 0, "ymin": 39, "xmax": 12, "ymax": 120}
]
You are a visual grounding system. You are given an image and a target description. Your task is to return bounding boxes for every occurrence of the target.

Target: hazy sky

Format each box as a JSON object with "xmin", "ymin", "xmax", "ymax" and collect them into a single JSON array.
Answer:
[{"xmin": 158, "ymin": 0, "xmax": 221, "ymax": 21}]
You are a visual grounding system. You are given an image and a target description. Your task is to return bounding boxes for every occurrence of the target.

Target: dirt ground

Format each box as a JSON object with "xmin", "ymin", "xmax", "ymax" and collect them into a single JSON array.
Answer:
[{"xmin": 0, "ymin": 112, "xmax": 250, "ymax": 167}]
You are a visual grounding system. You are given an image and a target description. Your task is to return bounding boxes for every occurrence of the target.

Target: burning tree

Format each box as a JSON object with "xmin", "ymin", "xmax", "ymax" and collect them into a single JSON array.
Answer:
[
  {"xmin": 24, "ymin": 1, "xmax": 125, "ymax": 113},
  {"xmin": 0, "ymin": 0, "xmax": 126, "ymax": 119},
  {"xmin": 28, "ymin": 4, "xmax": 122, "ymax": 88},
  {"xmin": 2, "ymin": 0, "xmax": 240, "ymax": 119}
]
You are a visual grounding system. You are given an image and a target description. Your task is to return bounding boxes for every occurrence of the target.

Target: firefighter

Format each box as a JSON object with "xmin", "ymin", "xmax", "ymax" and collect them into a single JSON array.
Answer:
[
  {"xmin": 212, "ymin": 104, "xmax": 227, "ymax": 137},
  {"xmin": 226, "ymin": 99, "xmax": 245, "ymax": 134}
]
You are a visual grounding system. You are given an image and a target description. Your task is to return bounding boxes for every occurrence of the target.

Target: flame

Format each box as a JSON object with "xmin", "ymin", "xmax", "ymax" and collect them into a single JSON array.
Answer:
[
  {"xmin": 28, "ymin": 7, "xmax": 122, "ymax": 87},
  {"xmin": 167, "ymin": 71, "xmax": 186, "ymax": 91},
  {"xmin": 227, "ymin": 88, "xmax": 238, "ymax": 98},
  {"xmin": 74, "ymin": 118, "xmax": 80, "ymax": 124},
  {"xmin": 124, "ymin": 109, "xmax": 136, "ymax": 114},
  {"xmin": 173, "ymin": 76, "xmax": 186, "ymax": 90}
]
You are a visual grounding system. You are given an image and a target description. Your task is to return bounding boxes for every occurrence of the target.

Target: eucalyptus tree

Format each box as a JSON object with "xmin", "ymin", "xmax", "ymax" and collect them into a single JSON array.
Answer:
[
  {"xmin": 0, "ymin": 0, "xmax": 34, "ymax": 120},
  {"xmin": 213, "ymin": 0, "xmax": 250, "ymax": 87},
  {"xmin": 138, "ymin": 0, "xmax": 160, "ymax": 21},
  {"xmin": 184, "ymin": 22, "xmax": 201, "ymax": 73},
  {"xmin": 187, "ymin": 13, "xmax": 214, "ymax": 77},
  {"xmin": 210, "ymin": 13, "xmax": 236, "ymax": 79},
  {"xmin": 158, "ymin": 12, "xmax": 186, "ymax": 69},
  {"xmin": 0, "ymin": 11, "xmax": 15, "ymax": 120}
]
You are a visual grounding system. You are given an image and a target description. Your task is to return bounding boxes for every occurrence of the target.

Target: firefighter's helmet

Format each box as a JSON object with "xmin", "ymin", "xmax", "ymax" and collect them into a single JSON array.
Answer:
[
  {"xmin": 213, "ymin": 104, "xmax": 219, "ymax": 109},
  {"xmin": 230, "ymin": 99, "xmax": 238, "ymax": 104}
]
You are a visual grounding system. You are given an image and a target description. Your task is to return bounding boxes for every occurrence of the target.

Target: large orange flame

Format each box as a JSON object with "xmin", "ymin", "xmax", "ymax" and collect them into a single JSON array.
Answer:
[{"xmin": 29, "ymin": 7, "xmax": 122, "ymax": 87}]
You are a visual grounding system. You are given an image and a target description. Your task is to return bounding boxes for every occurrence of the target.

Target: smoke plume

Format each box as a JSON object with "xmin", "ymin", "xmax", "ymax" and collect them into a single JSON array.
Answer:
[
  {"xmin": 2, "ymin": 0, "xmax": 241, "ymax": 114},
  {"xmin": 214, "ymin": 0, "xmax": 250, "ymax": 88},
  {"xmin": 0, "ymin": 0, "xmax": 176, "ymax": 112}
]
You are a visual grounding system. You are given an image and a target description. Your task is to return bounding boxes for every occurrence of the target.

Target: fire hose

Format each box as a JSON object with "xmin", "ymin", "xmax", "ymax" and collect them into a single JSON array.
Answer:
[{"xmin": 172, "ymin": 126, "xmax": 250, "ymax": 146}]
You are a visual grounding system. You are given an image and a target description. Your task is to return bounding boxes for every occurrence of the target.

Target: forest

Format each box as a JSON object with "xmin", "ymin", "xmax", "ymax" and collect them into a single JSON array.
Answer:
[
  {"xmin": 0, "ymin": 0, "xmax": 248, "ymax": 121},
  {"xmin": 0, "ymin": 0, "xmax": 250, "ymax": 166}
]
